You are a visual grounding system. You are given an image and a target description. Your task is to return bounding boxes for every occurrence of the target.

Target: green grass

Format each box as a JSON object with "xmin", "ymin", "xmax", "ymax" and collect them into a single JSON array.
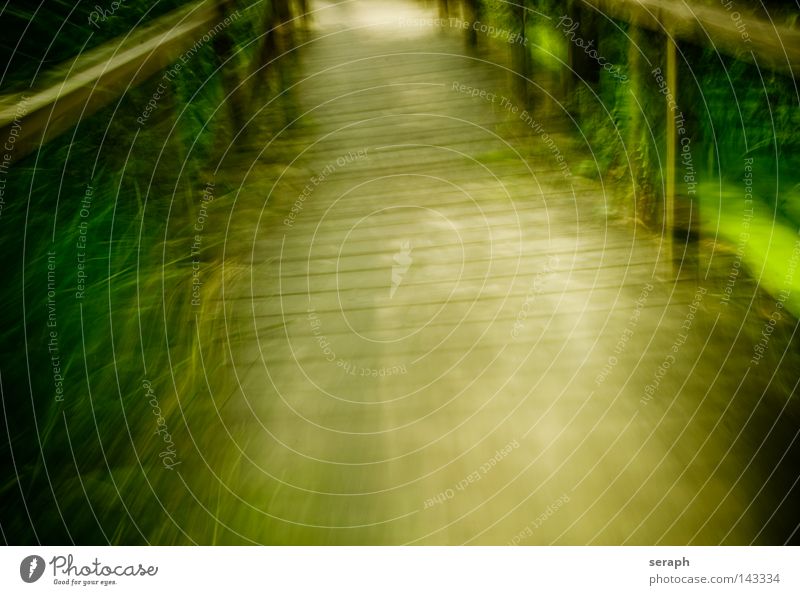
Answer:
[{"xmin": 700, "ymin": 182, "xmax": 800, "ymax": 317}]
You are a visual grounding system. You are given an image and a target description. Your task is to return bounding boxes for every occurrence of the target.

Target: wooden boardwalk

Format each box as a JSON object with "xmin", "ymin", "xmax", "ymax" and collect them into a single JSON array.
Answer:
[{"xmin": 161, "ymin": 0, "xmax": 800, "ymax": 544}]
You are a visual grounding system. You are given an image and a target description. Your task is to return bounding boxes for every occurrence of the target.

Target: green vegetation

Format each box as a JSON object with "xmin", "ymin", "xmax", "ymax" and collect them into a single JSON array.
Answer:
[
  {"xmin": 476, "ymin": 0, "xmax": 800, "ymax": 314},
  {"xmin": 1, "ymin": 0, "xmax": 798, "ymax": 545},
  {"xmin": 0, "ymin": 0, "xmax": 290, "ymax": 543},
  {"xmin": 2, "ymin": 0, "xmax": 190, "ymax": 92}
]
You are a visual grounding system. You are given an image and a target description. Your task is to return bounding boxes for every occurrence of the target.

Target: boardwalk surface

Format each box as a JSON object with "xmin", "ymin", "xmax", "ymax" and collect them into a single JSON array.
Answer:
[{"xmin": 158, "ymin": 0, "xmax": 800, "ymax": 544}]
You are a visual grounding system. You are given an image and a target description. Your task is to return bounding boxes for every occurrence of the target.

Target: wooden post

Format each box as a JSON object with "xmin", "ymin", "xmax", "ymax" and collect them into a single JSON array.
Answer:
[
  {"xmin": 464, "ymin": 0, "xmax": 479, "ymax": 47},
  {"xmin": 297, "ymin": 0, "xmax": 309, "ymax": 24},
  {"xmin": 566, "ymin": 0, "xmax": 600, "ymax": 86},
  {"xmin": 626, "ymin": 21, "xmax": 644, "ymax": 224},
  {"xmin": 511, "ymin": 1, "xmax": 530, "ymax": 107},
  {"xmin": 244, "ymin": 0, "xmax": 298, "ymax": 128},
  {"xmin": 664, "ymin": 33, "xmax": 677, "ymax": 273},
  {"xmin": 214, "ymin": 0, "xmax": 247, "ymax": 136},
  {"xmin": 248, "ymin": 1, "xmax": 278, "ymax": 99},
  {"xmin": 563, "ymin": 0, "xmax": 601, "ymax": 118}
]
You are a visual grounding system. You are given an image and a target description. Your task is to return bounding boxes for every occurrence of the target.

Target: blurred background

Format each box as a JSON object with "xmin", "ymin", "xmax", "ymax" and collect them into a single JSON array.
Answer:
[{"xmin": 0, "ymin": 0, "xmax": 799, "ymax": 545}]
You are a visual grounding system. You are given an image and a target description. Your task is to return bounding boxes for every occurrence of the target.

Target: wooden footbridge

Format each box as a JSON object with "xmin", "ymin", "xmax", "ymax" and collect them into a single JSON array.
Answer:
[{"xmin": 1, "ymin": 0, "xmax": 798, "ymax": 545}]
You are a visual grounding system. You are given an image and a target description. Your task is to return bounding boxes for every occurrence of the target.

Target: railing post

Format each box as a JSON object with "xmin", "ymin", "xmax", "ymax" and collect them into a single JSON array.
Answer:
[
  {"xmin": 246, "ymin": 0, "xmax": 296, "ymax": 124},
  {"xmin": 438, "ymin": 0, "xmax": 449, "ymax": 20},
  {"xmin": 664, "ymin": 32, "xmax": 677, "ymax": 273},
  {"xmin": 562, "ymin": 0, "xmax": 602, "ymax": 120},
  {"xmin": 510, "ymin": 1, "xmax": 530, "ymax": 107},
  {"xmin": 463, "ymin": 0, "xmax": 479, "ymax": 47},
  {"xmin": 213, "ymin": 0, "xmax": 247, "ymax": 137},
  {"xmin": 625, "ymin": 18, "xmax": 643, "ymax": 224},
  {"xmin": 566, "ymin": 0, "xmax": 600, "ymax": 87}
]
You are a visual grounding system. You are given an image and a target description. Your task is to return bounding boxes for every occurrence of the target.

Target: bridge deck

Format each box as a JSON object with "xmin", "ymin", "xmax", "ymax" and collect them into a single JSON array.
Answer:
[{"xmin": 160, "ymin": 0, "xmax": 800, "ymax": 544}]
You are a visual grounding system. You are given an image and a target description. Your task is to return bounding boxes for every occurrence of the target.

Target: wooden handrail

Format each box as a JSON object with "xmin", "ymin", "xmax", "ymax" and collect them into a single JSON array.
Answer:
[
  {"xmin": 583, "ymin": 0, "xmax": 800, "ymax": 74},
  {"xmin": 0, "ymin": 0, "xmax": 225, "ymax": 163},
  {"xmin": 1, "ymin": 0, "xmax": 796, "ymax": 164}
]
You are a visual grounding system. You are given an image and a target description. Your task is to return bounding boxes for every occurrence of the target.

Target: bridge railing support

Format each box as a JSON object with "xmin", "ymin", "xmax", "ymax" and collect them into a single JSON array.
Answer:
[{"xmin": 0, "ymin": 0, "xmax": 301, "ymax": 165}]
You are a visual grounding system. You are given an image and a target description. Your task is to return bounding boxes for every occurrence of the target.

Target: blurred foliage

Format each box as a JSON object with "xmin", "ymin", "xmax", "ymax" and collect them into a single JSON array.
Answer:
[
  {"xmin": 1, "ymin": 0, "xmax": 191, "ymax": 91},
  {"xmin": 0, "ymin": 0, "xmax": 286, "ymax": 544},
  {"xmin": 474, "ymin": 0, "xmax": 799, "ymax": 311},
  {"xmin": 1, "ymin": 0, "xmax": 798, "ymax": 544}
]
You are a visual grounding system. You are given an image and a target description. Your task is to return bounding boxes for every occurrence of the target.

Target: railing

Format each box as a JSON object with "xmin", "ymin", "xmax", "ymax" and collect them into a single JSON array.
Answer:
[
  {"xmin": 0, "ymin": 0, "xmax": 298, "ymax": 164},
  {"xmin": 584, "ymin": 0, "xmax": 799, "ymax": 74},
  {"xmin": 2, "ymin": 0, "xmax": 796, "ymax": 272},
  {"xmin": 559, "ymin": 0, "xmax": 799, "ymax": 273}
]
